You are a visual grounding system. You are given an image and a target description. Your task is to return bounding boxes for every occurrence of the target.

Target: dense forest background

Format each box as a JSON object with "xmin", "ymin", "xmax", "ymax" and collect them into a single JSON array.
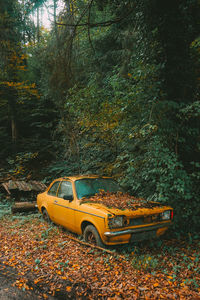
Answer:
[{"xmin": 0, "ymin": 0, "xmax": 200, "ymax": 233}]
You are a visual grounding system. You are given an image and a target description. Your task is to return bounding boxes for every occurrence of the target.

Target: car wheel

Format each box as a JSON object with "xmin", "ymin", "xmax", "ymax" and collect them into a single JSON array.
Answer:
[
  {"xmin": 83, "ymin": 225, "xmax": 104, "ymax": 248},
  {"xmin": 42, "ymin": 208, "xmax": 51, "ymax": 223}
]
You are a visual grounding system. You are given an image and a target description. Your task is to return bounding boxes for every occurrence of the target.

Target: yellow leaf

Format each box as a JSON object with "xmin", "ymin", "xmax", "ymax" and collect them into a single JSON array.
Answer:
[
  {"xmin": 34, "ymin": 279, "xmax": 40, "ymax": 284},
  {"xmin": 66, "ymin": 286, "xmax": 72, "ymax": 292},
  {"xmin": 154, "ymin": 283, "xmax": 159, "ymax": 287}
]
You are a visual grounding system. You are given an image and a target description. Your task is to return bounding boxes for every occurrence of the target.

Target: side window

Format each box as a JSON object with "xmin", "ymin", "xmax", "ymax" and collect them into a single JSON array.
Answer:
[
  {"xmin": 47, "ymin": 181, "xmax": 60, "ymax": 196},
  {"xmin": 57, "ymin": 181, "xmax": 73, "ymax": 200}
]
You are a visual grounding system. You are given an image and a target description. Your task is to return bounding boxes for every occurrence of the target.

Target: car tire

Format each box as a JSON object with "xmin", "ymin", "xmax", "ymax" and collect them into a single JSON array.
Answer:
[
  {"xmin": 42, "ymin": 208, "xmax": 51, "ymax": 223},
  {"xmin": 83, "ymin": 225, "xmax": 104, "ymax": 248}
]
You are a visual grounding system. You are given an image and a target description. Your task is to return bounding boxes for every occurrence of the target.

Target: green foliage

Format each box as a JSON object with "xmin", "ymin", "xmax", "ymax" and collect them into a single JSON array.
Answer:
[
  {"xmin": 0, "ymin": 0, "xmax": 199, "ymax": 234},
  {"xmin": 38, "ymin": 0, "xmax": 200, "ymax": 234},
  {"xmin": 132, "ymin": 254, "xmax": 159, "ymax": 271},
  {"xmin": 0, "ymin": 204, "xmax": 11, "ymax": 219}
]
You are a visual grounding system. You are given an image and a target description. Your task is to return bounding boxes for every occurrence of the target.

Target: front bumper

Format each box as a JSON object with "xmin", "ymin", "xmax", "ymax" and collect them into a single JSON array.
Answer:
[{"xmin": 104, "ymin": 222, "xmax": 172, "ymax": 237}]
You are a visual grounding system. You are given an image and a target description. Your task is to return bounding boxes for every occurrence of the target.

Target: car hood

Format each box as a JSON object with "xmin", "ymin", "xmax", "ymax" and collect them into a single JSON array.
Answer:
[{"xmin": 80, "ymin": 199, "xmax": 171, "ymax": 217}]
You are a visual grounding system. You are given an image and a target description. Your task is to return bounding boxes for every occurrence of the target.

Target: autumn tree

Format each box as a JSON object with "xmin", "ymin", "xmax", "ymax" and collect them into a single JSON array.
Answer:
[{"xmin": 0, "ymin": 0, "xmax": 57, "ymax": 177}]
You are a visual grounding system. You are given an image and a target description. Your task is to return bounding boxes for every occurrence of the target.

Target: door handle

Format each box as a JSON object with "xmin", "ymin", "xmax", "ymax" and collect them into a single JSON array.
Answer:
[{"xmin": 54, "ymin": 200, "xmax": 58, "ymax": 203}]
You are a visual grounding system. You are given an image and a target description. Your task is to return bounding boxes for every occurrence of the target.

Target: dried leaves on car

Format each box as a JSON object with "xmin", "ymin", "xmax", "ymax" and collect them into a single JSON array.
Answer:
[{"xmin": 80, "ymin": 191, "xmax": 162, "ymax": 210}]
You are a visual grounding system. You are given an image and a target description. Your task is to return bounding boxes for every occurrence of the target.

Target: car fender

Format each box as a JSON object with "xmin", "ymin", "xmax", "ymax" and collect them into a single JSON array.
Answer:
[{"xmin": 79, "ymin": 216, "xmax": 106, "ymax": 240}]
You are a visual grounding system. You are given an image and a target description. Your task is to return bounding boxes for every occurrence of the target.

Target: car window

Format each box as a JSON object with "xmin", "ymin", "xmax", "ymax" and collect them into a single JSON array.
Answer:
[
  {"xmin": 75, "ymin": 178, "xmax": 124, "ymax": 199},
  {"xmin": 57, "ymin": 181, "xmax": 73, "ymax": 199},
  {"xmin": 47, "ymin": 181, "xmax": 60, "ymax": 196}
]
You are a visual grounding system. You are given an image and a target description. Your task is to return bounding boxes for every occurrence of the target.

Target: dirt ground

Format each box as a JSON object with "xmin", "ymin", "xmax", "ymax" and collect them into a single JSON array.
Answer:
[{"xmin": 0, "ymin": 263, "xmax": 52, "ymax": 300}]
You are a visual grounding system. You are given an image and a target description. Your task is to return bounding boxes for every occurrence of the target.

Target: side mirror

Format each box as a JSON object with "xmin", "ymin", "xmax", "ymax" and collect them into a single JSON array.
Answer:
[{"xmin": 63, "ymin": 195, "xmax": 73, "ymax": 202}]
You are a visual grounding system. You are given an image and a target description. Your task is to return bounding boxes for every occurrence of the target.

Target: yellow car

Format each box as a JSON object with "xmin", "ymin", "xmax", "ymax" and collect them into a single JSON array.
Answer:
[{"xmin": 37, "ymin": 175, "xmax": 173, "ymax": 247}]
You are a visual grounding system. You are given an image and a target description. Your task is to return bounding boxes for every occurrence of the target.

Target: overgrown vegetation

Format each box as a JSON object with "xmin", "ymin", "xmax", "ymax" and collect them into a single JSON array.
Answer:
[{"xmin": 0, "ymin": 0, "xmax": 200, "ymax": 235}]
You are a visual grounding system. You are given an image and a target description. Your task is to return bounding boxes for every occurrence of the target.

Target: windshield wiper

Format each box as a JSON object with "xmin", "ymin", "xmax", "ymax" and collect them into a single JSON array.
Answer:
[{"xmin": 81, "ymin": 193, "xmax": 96, "ymax": 199}]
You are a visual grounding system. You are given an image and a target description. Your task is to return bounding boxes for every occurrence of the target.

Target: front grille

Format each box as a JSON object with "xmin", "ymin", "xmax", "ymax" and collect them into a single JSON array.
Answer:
[
  {"xmin": 129, "ymin": 214, "xmax": 160, "ymax": 226},
  {"xmin": 130, "ymin": 230, "xmax": 156, "ymax": 242},
  {"xmin": 129, "ymin": 217, "xmax": 144, "ymax": 226}
]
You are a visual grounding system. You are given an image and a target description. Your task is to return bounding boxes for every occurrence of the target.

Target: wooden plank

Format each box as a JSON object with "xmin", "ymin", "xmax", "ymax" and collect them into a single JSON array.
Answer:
[{"xmin": 11, "ymin": 202, "xmax": 37, "ymax": 213}]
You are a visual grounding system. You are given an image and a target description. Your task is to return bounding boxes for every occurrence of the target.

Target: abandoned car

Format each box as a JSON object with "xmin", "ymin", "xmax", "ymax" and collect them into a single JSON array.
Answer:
[{"xmin": 37, "ymin": 175, "xmax": 173, "ymax": 246}]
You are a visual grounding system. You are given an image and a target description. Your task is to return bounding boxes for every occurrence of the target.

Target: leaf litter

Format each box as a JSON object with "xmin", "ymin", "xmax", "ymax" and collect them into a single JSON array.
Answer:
[{"xmin": 0, "ymin": 215, "xmax": 199, "ymax": 299}]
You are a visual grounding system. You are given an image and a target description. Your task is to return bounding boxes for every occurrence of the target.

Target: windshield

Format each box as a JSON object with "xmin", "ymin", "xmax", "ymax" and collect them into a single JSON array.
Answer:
[{"xmin": 75, "ymin": 178, "xmax": 124, "ymax": 200}]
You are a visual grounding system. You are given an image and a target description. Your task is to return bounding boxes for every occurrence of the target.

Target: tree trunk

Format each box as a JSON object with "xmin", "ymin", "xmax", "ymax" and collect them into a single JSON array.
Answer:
[
  {"xmin": 37, "ymin": 6, "xmax": 40, "ymax": 42},
  {"xmin": 65, "ymin": 0, "xmax": 70, "ymax": 15},
  {"xmin": 11, "ymin": 117, "xmax": 17, "ymax": 144}
]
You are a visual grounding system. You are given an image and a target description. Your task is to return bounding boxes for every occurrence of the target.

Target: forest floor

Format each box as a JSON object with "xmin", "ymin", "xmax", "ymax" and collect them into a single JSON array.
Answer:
[
  {"xmin": 0, "ymin": 210, "xmax": 199, "ymax": 300},
  {"xmin": 0, "ymin": 261, "xmax": 47, "ymax": 300}
]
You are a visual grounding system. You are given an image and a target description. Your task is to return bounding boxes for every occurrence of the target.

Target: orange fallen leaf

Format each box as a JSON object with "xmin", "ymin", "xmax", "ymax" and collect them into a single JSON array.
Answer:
[
  {"xmin": 154, "ymin": 283, "xmax": 159, "ymax": 287},
  {"xmin": 56, "ymin": 270, "xmax": 62, "ymax": 275},
  {"xmin": 66, "ymin": 286, "xmax": 72, "ymax": 292}
]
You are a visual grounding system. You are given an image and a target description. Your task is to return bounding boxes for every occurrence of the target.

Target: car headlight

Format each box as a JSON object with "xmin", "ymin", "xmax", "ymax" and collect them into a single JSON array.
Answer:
[
  {"xmin": 160, "ymin": 210, "xmax": 171, "ymax": 221},
  {"xmin": 108, "ymin": 216, "xmax": 124, "ymax": 228}
]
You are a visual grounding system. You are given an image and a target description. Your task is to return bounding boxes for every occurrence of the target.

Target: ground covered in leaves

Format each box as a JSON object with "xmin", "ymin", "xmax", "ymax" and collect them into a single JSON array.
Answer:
[{"xmin": 0, "ymin": 213, "xmax": 199, "ymax": 299}]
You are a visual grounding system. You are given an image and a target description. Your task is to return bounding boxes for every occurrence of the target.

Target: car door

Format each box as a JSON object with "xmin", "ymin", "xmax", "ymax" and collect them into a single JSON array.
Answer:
[
  {"xmin": 45, "ymin": 181, "xmax": 61, "ymax": 222},
  {"xmin": 52, "ymin": 180, "xmax": 75, "ymax": 231}
]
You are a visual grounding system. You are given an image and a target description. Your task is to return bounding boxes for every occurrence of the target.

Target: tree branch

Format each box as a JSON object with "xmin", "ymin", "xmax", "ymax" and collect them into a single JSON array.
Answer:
[{"xmin": 56, "ymin": 8, "xmax": 134, "ymax": 28}]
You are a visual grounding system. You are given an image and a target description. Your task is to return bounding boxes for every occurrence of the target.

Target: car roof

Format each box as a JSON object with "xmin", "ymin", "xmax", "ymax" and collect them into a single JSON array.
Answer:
[{"xmin": 55, "ymin": 175, "xmax": 111, "ymax": 182}]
